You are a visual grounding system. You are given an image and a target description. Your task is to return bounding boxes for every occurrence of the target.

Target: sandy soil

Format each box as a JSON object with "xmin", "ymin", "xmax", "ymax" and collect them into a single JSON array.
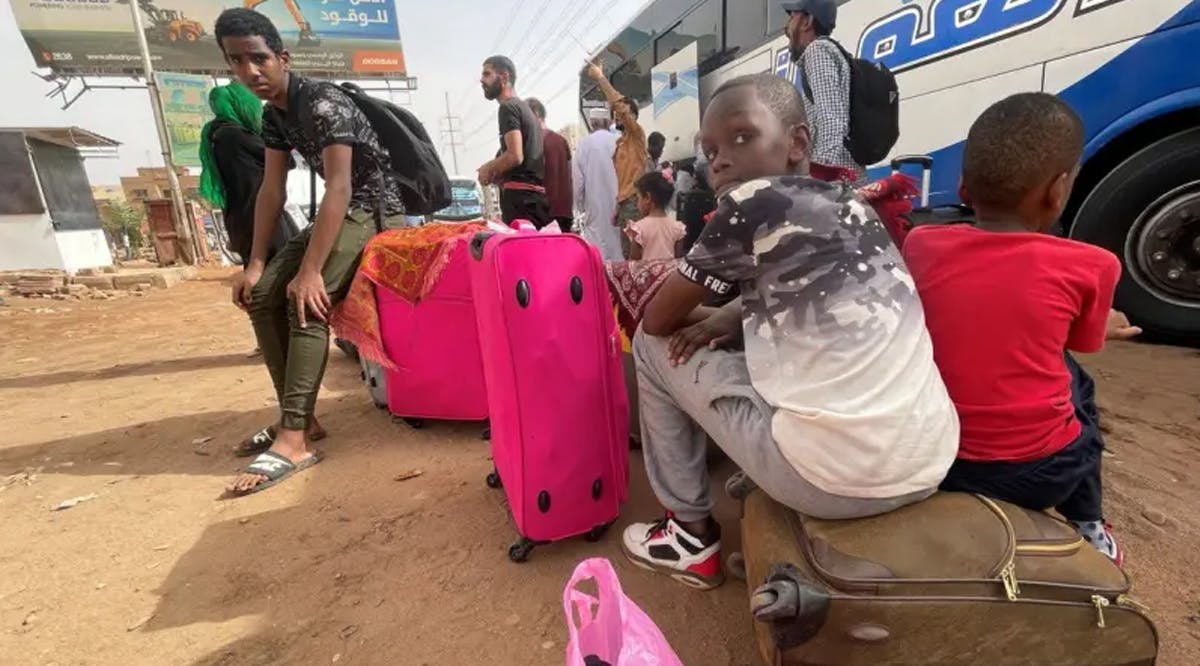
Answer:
[{"xmin": 0, "ymin": 267, "xmax": 1196, "ymax": 666}]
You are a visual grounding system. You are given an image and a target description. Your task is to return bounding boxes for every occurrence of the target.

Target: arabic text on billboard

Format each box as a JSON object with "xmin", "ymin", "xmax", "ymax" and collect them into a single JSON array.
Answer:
[
  {"xmin": 10, "ymin": 0, "xmax": 406, "ymax": 77},
  {"xmin": 155, "ymin": 71, "xmax": 211, "ymax": 167}
]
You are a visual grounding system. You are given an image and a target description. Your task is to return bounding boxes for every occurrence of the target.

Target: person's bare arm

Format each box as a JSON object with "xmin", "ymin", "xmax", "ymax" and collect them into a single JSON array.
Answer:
[
  {"xmin": 231, "ymin": 148, "xmax": 290, "ymax": 309},
  {"xmin": 287, "ymin": 143, "xmax": 353, "ymax": 327},
  {"xmin": 667, "ymin": 297, "xmax": 742, "ymax": 365},
  {"xmin": 585, "ymin": 64, "xmax": 646, "ymax": 145},
  {"xmin": 643, "ymin": 272, "xmax": 709, "ymax": 336},
  {"xmin": 479, "ymin": 130, "xmax": 523, "ymax": 184},
  {"xmin": 247, "ymin": 148, "xmax": 289, "ymax": 268}
]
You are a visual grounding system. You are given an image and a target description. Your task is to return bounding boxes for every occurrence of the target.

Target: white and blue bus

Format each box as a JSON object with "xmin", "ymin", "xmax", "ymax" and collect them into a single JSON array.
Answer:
[{"xmin": 581, "ymin": 0, "xmax": 1200, "ymax": 340}]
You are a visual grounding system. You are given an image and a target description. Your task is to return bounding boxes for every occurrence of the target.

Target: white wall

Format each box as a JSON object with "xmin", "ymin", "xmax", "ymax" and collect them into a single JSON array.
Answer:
[
  {"xmin": 0, "ymin": 216, "xmax": 113, "ymax": 273},
  {"xmin": 55, "ymin": 229, "xmax": 113, "ymax": 272},
  {"xmin": 0, "ymin": 214, "xmax": 65, "ymax": 272}
]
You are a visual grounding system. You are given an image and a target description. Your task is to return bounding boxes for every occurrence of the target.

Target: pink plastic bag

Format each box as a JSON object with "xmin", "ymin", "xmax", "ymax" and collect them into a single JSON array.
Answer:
[{"xmin": 564, "ymin": 558, "xmax": 684, "ymax": 666}]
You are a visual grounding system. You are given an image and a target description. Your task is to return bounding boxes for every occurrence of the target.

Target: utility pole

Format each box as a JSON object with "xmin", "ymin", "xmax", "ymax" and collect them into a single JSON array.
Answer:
[
  {"xmin": 440, "ymin": 91, "xmax": 462, "ymax": 175},
  {"xmin": 128, "ymin": 0, "xmax": 197, "ymax": 265}
]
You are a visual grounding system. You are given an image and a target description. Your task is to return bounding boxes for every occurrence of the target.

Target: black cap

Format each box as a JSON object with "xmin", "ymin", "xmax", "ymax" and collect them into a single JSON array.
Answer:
[{"xmin": 780, "ymin": 0, "xmax": 837, "ymax": 33}]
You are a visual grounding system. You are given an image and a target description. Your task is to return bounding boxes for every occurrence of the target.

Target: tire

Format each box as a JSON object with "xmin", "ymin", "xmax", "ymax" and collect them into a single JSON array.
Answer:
[{"xmin": 1071, "ymin": 127, "xmax": 1200, "ymax": 344}]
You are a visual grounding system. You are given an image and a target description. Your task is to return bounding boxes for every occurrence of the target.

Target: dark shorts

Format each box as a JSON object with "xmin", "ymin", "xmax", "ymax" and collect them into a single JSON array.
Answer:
[
  {"xmin": 939, "ymin": 354, "xmax": 1105, "ymax": 522},
  {"xmin": 500, "ymin": 188, "xmax": 551, "ymax": 229}
]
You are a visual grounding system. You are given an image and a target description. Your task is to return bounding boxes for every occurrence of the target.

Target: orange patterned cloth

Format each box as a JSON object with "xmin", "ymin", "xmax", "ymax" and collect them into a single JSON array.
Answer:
[{"xmin": 331, "ymin": 221, "xmax": 487, "ymax": 369}]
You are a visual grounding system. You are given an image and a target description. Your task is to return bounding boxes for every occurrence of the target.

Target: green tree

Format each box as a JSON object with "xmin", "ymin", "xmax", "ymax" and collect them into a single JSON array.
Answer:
[{"xmin": 101, "ymin": 200, "xmax": 145, "ymax": 254}]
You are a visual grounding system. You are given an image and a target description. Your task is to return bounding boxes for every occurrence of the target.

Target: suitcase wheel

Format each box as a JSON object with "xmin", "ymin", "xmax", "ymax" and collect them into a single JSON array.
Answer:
[
  {"xmin": 485, "ymin": 469, "xmax": 502, "ymax": 489},
  {"xmin": 725, "ymin": 470, "xmax": 758, "ymax": 500},
  {"xmin": 752, "ymin": 580, "xmax": 800, "ymax": 621},
  {"xmin": 583, "ymin": 522, "xmax": 612, "ymax": 543},
  {"xmin": 508, "ymin": 537, "xmax": 536, "ymax": 563},
  {"xmin": 399, "ymin": 417, "xmax": 424, "ymax": 429},
  {"xmin": 726, "ymin": 551, "xmax": 747, "ymax": 581},
  {"xmin": 480, "ymin": 425, "xmax": 491, "ymax": 441}
]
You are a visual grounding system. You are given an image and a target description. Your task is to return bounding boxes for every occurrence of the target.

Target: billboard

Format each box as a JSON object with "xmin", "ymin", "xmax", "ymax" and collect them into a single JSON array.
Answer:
[
  {"xmin": 9, "ymin": 0, "xmax": 407, "ymax": 77},
  {"xmin": 155, "ymin": 71, "xmax": 212, "ymax": 167}
]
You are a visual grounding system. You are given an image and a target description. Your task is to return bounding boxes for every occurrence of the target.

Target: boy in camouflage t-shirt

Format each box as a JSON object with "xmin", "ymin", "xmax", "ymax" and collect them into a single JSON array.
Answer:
[{"xmin": 621, "ymin": 73, "xmax": 958, "ymax": 590}]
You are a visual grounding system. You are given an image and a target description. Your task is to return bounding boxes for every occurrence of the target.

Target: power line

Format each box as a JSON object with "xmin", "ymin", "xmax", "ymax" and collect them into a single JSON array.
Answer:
[
  {"xmin": 454, "ymin": 0, "xmax": 589, "ymax": 130},
  {"xmin": 439, "ymin": 91, "xmax": 463, "ymax": 175},
  {"xmin": 506, "ymin": 0, "xmax": 556, "ymax": 64},
  {"xmin": 460, "ymin": 0, "xmax": 626, "ymax": 159},
  {"xmin": 520, "ymin": 0, "xmax": 622, "ymax": 95},
  {"xmin": 516, "ymin": 0, "xmax": 593, "ymax": 90},
  {"xmin": 451, "ymin": 0, "xmax": 527, "ymax": 111}
]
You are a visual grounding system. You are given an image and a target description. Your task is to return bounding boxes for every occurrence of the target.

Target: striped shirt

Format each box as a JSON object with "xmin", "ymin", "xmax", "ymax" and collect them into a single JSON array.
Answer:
[{"xmin": 800, "ymin": 39, "xmax": 866, "ymax": 184}]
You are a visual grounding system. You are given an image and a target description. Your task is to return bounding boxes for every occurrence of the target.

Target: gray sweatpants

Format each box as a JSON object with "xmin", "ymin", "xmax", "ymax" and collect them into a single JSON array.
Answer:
[{"xmin": 632, "ymin": 328, "xmax": 934, "ymax": 522}]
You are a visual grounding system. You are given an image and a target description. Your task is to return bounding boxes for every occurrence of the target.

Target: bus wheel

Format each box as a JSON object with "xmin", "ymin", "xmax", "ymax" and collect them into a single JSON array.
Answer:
[{"xmin": 1071, "ymin": 127, "xmax": 1200, "ymax": 344}]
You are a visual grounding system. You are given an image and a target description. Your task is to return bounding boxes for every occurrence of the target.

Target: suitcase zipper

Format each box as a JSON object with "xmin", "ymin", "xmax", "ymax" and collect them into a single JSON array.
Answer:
[
  {"xmin": 1116, "ymin": 594, "xmax": 1150, "ymax": 612},
  {"xmin": 1091, "ymin": 594, "xmax": 1110, "ymax": 628},
  {"xmin": 788, "ymin": 495, "xmax": 1123, "ymax": 604},
  {"xmin": 975, "ymin": 495, "xmax": 1020, "ymax": 601},
  {"xmin": 1016, "ymin": 540, "xmax": 1085, "ymax": 556}
]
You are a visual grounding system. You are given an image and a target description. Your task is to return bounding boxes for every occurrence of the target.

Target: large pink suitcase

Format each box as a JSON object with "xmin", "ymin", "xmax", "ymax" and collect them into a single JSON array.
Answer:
[
  {"xmin": 468, "ymin": 223, "xmax": 629, "ymax": 562},
  {"xmin": 376, "ymin": 240, "xmax": 489, "ymax": 424}
]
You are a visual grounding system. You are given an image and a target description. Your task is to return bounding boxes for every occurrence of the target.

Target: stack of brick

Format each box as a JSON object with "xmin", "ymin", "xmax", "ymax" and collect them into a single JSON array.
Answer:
[
  {"xmin": 1, "ymin": 266, "xmax": 196, "ymax": 301},
  {"xmin": 10, "ymin": 272, "xmax": 67, "ymax": 297}
]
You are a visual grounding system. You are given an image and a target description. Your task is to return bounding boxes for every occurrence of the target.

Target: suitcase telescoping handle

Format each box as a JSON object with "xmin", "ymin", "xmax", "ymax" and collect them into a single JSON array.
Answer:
[{"xmin": 890, "ymin": 154, "xmax": 933, "ymax": 208}]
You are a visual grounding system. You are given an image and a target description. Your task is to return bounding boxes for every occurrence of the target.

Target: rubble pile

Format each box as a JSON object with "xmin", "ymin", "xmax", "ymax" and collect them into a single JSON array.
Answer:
[{"xmin": 0, "ymin": 266, "xmax": 197, "ymax": 302}]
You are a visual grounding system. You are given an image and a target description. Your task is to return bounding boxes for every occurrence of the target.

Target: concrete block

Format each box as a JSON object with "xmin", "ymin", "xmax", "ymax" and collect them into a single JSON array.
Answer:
[
  {"xmin": 73, "ymin": 275, "xmax": 116, "ymax": 290},
  {"xmin": 112, "ymin": 274, "xmax": 155, "ymax": 289},
  {"xmin": 150, "ymin": 271, "xmax": 182, "ymax": 289}
]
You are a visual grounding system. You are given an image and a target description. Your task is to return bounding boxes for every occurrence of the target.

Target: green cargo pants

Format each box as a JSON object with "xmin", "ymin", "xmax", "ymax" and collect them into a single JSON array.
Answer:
[{"xmin": 248, "ymin": 208, "xmax": 391, "ymax": 431}]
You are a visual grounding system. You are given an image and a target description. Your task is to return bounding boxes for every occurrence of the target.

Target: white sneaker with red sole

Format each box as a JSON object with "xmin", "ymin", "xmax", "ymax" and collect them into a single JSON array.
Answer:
[{"xmin": 621, "ymin": 514, "xmax": 724, "ymax": 590}]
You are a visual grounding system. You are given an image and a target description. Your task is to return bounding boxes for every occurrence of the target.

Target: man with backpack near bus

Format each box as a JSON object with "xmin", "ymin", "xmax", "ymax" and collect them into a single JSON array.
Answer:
[
  {"xmin": 214, "ymin": 8, "xmax": 416, "ymax": 495},
  {"xmin": 783, "ymin": 0, "xmax": 900, "ymax": 184}
]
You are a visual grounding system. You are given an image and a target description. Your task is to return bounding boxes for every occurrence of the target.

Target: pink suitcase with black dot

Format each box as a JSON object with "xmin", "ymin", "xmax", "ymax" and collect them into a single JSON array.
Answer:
[{"xmin": 468, "ymin": 221, "xmax": 629, "ymax": 562}]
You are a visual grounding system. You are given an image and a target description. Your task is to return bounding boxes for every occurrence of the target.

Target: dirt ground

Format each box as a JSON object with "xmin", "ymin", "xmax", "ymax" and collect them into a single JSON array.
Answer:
[{"xmin": 0, "ymin": 267, "xmax": 1197, "ymax": 666}]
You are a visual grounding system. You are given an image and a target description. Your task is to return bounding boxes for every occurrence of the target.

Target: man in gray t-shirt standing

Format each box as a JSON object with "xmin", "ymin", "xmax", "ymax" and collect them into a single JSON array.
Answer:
[{"xmin": 783, "ymin": 0, "xmax": 865, "ymax": 182}]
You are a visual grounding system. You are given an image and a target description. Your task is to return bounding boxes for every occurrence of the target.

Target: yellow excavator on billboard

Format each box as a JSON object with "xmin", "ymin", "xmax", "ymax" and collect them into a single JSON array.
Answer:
[{"xmin": 243, "ymin": 0, "xmax": 321, "ymax": 46}]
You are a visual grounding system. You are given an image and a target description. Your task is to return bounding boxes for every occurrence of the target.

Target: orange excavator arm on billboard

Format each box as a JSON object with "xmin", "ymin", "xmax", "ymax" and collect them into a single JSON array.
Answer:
[{"xmin": 244, "ymin": 0, "xmax": 321, "ymax": 46}]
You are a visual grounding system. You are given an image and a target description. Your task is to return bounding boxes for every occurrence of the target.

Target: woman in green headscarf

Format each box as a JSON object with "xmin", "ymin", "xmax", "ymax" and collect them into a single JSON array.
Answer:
[{"xmin": 199, "ymin": 82, "xmax": 293, "ymax": 265}]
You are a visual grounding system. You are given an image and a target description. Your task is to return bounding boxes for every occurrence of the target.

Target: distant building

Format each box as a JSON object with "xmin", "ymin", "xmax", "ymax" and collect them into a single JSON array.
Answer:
[
  {"xmin": 91, "ymin": 184, "xmax": 125, "ymax": 218},
  {"xmin": 0, "ymin": 126, "xmax": 118, "ymax": 272},
  {"xmin": 120, "ymin": 166, "xmax": 202, "ymax": 208}
]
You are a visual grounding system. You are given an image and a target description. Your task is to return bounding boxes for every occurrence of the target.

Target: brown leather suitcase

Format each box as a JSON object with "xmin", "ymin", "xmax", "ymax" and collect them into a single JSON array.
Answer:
[{"xmin": 736, "ymin": 489, "xmax": 1158, "ymax": 666}]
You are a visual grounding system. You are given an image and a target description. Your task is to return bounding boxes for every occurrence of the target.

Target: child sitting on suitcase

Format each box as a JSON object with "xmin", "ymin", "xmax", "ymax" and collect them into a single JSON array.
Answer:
[
  {"xmin": 622, "ymin": 72, "xmax": 959, "ymax": 589},
  {"xmin": 901, "ymin": 93, "xmax": 1139, "ymax": 565},
  {"xmin": 626, "ymin": 172, "xmax": 686, "ymax": 261}
]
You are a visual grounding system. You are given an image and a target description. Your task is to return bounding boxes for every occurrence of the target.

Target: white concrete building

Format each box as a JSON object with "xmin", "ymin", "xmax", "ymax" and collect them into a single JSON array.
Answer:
[{"xmin": 0, "ymin": 127, "xmax": 119, "ymax": 273}]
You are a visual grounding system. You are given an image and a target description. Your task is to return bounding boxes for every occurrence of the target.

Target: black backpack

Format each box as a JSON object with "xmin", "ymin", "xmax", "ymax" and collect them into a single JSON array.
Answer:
[
  {"xmin": 273, "ymin": 80, "xmax": 452, "ymax": 222},
  {"xmin": 801, "ymin": 38, "xmax": 900, "ymax": 166}
]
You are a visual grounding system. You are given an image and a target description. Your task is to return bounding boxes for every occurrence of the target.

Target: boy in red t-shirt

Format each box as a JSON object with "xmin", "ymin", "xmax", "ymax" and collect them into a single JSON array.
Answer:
[{"xmin": 902, "ymin": 93, "xmax": 1141, "ymax": 564}]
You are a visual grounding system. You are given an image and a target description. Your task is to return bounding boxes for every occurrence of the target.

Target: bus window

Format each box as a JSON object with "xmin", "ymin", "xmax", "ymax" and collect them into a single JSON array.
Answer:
[
  {"xmin": 610, "ymin": 47, "xmax": 655, "ymax": 106},
  {"xmin": 655, "ymin": 0, "xmax": 722, "ymax": 71},
  {"xmin": 725, "ymin": 0, "xmax": 769, "ymax": 59}
]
